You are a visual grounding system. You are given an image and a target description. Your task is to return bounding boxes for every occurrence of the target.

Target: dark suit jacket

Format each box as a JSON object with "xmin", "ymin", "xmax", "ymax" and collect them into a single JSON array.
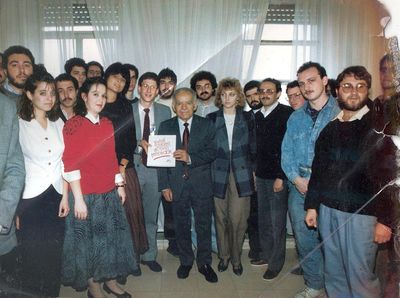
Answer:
[
  {"xmin": 157, "ymin": 115, "xmax": 217, "ymax": 200},
  {"xmin": 207, "ymin": 108, "xmax": 256, "ymax": 199}
]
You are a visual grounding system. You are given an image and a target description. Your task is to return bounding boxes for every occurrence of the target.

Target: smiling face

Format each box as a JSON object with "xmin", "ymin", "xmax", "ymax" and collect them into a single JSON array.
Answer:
[
  {"xmin": 298, "ymin": 67, "xmax": 328, "ymax": 102},
  {"xmin": 6, "ymin": 53, "xmax": 33, "ymax": 90},
  {"xmin": 56, "ymin": 80, "xmax": 78, "ymax": 109},
  {"xmin": 138, "ymin": 79, "xmax": 159, "ymax": 104},
  {"xmin": 27, "ymin": 81, "xmax": 56, "ymax": 115},
  {"xmin": 107, "ymin": 73, "xmax": 126, "ymax": 95},
  {"xmin": 174, "ymin": 90, "xmax": 197, "ymax": 122},
  {"xmin": 82, "ymin": 83, "xmax": 107, "ymax": 116}
]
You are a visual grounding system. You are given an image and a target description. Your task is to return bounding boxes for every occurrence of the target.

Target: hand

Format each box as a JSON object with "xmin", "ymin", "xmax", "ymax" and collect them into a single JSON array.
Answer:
[
  {"xmin": 119, "ymin": 166, "xmax": 126, "ymax": 182},
  {"xmin": 15, "ymin": 216, "xmax": 20, "ymax": 230},
  {"xmin": 117, "ymin": 186, "xmax": 126, "ymax": 205},
  {"xmin": 74, "ymin": 197, "xmax": 88, "ymax": 220},
  {"xmin": 273, "ymin": 178, "xmax": 284, "ymax": 192},
  {"xmin": 173, "ymin": 149, "xmax": 189, "ymax": 163},
  {"xmin": 140, "ymin": 139, "xmax": 150, "ymax": 154},
  {"xmin": 305, "ymin": 209, "xmax": 318, "ymax": 228},
  {"xmin": 162, "ymin": 188, "xmax": 173, "ymax": 202},
  {"xmin": 58, "ymin": 196, "xmax": 70, "ymax": 217},
  {"xmin": 294, "ymin": 176, "xmax": 309, "ymax": 195},
  {"xmin": 374, "ymin": 222, "xmax": 392, "ymax": 244}
]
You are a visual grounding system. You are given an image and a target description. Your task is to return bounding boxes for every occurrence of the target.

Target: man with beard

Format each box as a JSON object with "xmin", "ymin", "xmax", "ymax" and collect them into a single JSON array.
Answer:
[
  {"xmin": 157, "ymin": 68, "xmax": 177, "ymax": 114},
  {"xmin": 244, "ymin": 80, "xmax": 262, "ymax": 112},
  {"xmin": 190, "ymin": 71, "xmax": 219, "ymax": 117},
  {"xmin": 286, "ymin": 80, "xmax": 306, "ymax": 110},
  {"xmin": 0, "ymin": 45, "xmax": 34, "ymax": 101},
  {"xmin": 55, "ymin": 73, "xmax": 79, "ymax": 122},
  {"xmin": 305, "ymin": 65, "xmax": 398, "ymax": 298},
  {"xmin": 282, "ymin": 61, "xmax": 339, "ymax": 298}
]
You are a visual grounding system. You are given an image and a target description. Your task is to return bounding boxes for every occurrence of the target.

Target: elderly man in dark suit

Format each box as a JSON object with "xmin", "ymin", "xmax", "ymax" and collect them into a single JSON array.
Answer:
[
  {"xmin": 158, "ymin": 87, "xmax": 218, "ymax": 283},
  {"xmin": 0, "ymin": 94, "xmax": 25, "ymax": 292}
]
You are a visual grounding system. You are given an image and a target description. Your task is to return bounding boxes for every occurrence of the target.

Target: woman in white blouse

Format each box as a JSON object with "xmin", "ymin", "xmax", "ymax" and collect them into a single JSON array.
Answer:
[{"xmin": 17, "ymin": 70, "xmax": 69, "ymax": 297}]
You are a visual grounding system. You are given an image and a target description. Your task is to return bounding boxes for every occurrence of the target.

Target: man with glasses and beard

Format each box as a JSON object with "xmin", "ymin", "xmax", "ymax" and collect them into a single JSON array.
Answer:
[
  {"xmin": 305, "ymin": 65, "xmax": 398, "ymax": 298},
  {"xmin": 190, "ymin": 71, "xmax": 219, "ymax": 117}
]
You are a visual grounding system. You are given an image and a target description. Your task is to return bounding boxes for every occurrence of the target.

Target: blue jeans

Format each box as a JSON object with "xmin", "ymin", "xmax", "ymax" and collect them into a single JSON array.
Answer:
[
  {"xmin": 319, "ymin": 205, "xmax": 380, "ymax": 298},
  {"xmin": 288, "ymin": 183, "xmax": 324, "ymax": 290},
  {"xmin": 257, "ymin": 178, "xmax": 288, "ymax": 273}
]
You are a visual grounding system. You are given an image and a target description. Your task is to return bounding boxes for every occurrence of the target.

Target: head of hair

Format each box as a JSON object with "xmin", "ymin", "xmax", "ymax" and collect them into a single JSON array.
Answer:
[
  {"xmin": 260, "ymin": 78, "xmax": 282, "ymax": 93},
  {"xmin": 215, "ymin": 77, "xmax": 246, "ymax": 109},
  {"xmin": 243, "ymin": 80, "xmax": 260, "ymax": 94},
  {"xmin": 55, "ymin": 73, "xmax": 79, "ymax": 90},
  {"xmin": 327, "ymin": 79, "xmax": 338, "ymax": 97},
  {"xmin": 74, "ymin": 77, "xmax": 107, "ymax": 116},
  {"xmin": 64, "ymin": 57, "xmax": 87, "ymax": 74},
  {"xmin": 124, "ymin": 63, "xmax": 139, "ymax": 79},
  {"xmin": 33, "ymin": 63, "xmax": 48, "ymax": 74},
  {"xmin": 138, "ymin": 72, "xmax": 159, "ymax": 87},
  {"xmin": 286, "ymin": 80, "xmax": 300, "ymax": 91},
  {"xmin": 190, "ymin": 71, "xmax": 217, "ymax": 91},
  {"xmin": 104, "ymin": 62, "xmax": 131, "ymax": 95},
  {"xmin": 3, "ymin": 45, "xmax": 35, "ymax": 69},
  {"xmin": 336, "ymin": 65, "xmax": 372, "ymax": 89},
  {"xmin": 297, "ymin": 61, "xmax": 327, "ymax": 79},
  {"xmin": 172, "ymin": 87, "xmax": 197, "ymax": 109},
  {"xmin": 379, "ymin": 54, "xmax": 394, "ymax": 70},
  {"xmin": 19, "ymin": 70, "xmax": 59, "ymax": 121},
  {"xmin": 87, "ymin": 60, "xmax": 104, "ymax": 77},
  {"xmin": 158, "ymin": 68, "xmax": 177, "ymax": 84}
]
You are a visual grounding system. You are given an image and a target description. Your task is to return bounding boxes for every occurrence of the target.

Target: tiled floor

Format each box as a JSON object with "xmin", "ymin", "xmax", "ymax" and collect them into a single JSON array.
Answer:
[{"xmin": 60, "ymin": 244, "xmax": 305, "ymax": 298}]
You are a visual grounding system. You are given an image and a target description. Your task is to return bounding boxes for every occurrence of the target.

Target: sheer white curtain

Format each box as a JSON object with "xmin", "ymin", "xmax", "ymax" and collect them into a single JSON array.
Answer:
[
  {"xmin": 292, "ymin": 0, "xmax": 388, "ymax": 96},
  {"xmin": 0, "ymin": 0, "xmax": 42, "ymax": 62}
]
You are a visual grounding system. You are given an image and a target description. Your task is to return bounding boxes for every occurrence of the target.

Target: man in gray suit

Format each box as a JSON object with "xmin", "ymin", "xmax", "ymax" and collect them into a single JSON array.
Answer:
[
  {"xmin": 158, "ymin": 88, "xmax": 218, "ymax": 283},
  {"xmin": 132, "ymin": 72, "xmax": 171, "ymax": 272},
  {"xmin": 0, "ymin": 94, "xmax": 25, "ymax": 291}
]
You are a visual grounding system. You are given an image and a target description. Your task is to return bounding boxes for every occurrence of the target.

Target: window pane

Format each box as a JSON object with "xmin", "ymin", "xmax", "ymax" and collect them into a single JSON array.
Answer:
[
  {"xmin": 262, "ymin": 24, "xmax": 293, "ymax": 41},
  {"xmin": 82, "ymin": 39, "xmax": 103, "ymax": 65},
  {"xmin": 253, "ymin": 45, "xmax": 292, "ymax": 81},
  {"xmin": 43, "ymin": 39, "xmax": 61, "ymax": 76}
]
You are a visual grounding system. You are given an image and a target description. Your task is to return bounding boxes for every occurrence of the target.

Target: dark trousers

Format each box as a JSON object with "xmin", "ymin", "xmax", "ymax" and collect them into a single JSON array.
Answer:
[
  {"xmin": 161, "ymin": 196, "xmax": 176, "ymax": 241},
  {"xmin": 246, "ymin": 192, "xmax": 261, "ymax": 258},
  {"xmin": 18, "ymin": 185, "xmax": 65, "ymax": 298},
  {"xmin": 172, "ymin": 184, "xmax": 213, "ymax": 267},
  {"xmin": 256, "ymin": 178, "xmax": 288, "ymax": 273}
]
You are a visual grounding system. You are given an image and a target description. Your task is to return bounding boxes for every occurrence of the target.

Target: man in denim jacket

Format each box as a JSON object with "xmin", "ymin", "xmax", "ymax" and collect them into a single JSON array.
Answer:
[{"xmin": 281, "ymin": 61, "xmax": 339, "ymax": 298}]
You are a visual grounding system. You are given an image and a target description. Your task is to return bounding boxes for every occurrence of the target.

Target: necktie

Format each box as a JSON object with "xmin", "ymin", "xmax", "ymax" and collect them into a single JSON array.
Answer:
[
  {"xmin": 142, "ymin": 108, "xmax": 150, "ymax": 165},
  {"xmin": 182, "ymin": 122, "xmax": 189, "ymax": 179}
]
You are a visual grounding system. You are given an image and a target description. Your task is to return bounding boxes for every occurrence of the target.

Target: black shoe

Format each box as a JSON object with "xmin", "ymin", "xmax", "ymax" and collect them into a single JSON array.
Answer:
[
  {"xmin": 290, "ymin": 266, "xmax": 303, "ymax": 275},
  {"xmin": 166, "ymin": 243, "xmax": 180, "ymax": 257},
  {"xmin": 217, "ymin": 259, "xmax": 229, "ymax": 272},
  {"xmin": 250, "ymin": 259, "xmax": 268, "ymax": 266},
  {"xmin": 177, "ymin": 265, "xmax": 192, "ymax": 279},
  {"xmin": 103, "ymin": 283, "xmax": 132, "ymax": 298},
  {"xmin": 87, "ymin": 290, "xmax": 94, "ymax": 298},
  {"xmin": 232, "ymin": 264, "xmax": 243, "ymax": 276},
  {"xmin": 140, "ymin": 260, "xmax": 162, "ymax": 272},
  {"xmin": 263, "ymin": 269, "xmax": 279, "ymax": 281},
  {"xmin": 116, "ymin": 275, "xmax": 127, "ymax": 285},
  {"xmin": 198, "ymin": 264, "xmax": 218, "ymax": 283},
  {"xmin": 132, "ymin": 266, "xmax": 142, "ymax": 276}
]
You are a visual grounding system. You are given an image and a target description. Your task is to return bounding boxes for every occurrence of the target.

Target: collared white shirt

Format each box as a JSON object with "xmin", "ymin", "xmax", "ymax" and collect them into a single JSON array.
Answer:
[
  {"xmin": 178, "ymin": 117, "xmax": 193, "ymax": 164},
  {"xmin": 19, "ymin": 118, "xmax": 64, "ymax": 199},
  {"xmin": 260, "ymin": 101, "xmax": 279, "ymax": 118},
  {"xmin": 333, "ymin": 105, "xmax": 370, "ymax": 122},
  {"xmin": 139, "ymin": 102, "xmax": 155, "ymax": 137},
  {"xmin": 85, "ymin": 111, "xmax": 100, "ymax": 124}
]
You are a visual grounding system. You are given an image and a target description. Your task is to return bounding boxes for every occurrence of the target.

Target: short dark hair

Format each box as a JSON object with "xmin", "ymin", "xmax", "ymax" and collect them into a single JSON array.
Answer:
[
  {"xmin": 104, "ymin": 62, "xmax": 131, "ymax": 95},
  {"xmin": 19, "ymin": 71, "xmax": 59, "ymax": 121},
  {"xmin": 336, "ymin": 65, "xmax": 372, "ymax": 88},
  {"xmin": 260, "ymin": 78, "xmax": 282, "ymax": 93},
  {"xmin": 55, "ymin": 73, "xmax": 79, "ymax": 90},
  {"xmin": 87, "ymin": 60, "xmax": 104, "ymax": 77},
  {"xmin": 138, "ymin": 72, "xmax": 159, "ymax": 87},
  {"xmin": 243, "ymin": 80, "xmax": 260, "ymax": 94},
  {"xmin": 124, "ymin": 63, "xmax": 139, "ymax": 79},
  {"xmin": 286, "ymin": 80, "xmax": 300, "ymax": 91},
  {"xmin": 158, "ymin": 68, "xmax": 177, "ymax": 84},
  {"xmin": 64, "ymin": 57, "xmax": 87, "ymax": 74},
  {"xmin": 74, "ymin": 77, "xmax": 107, "ymax": 116},
  {"xmin": 297, "ymin": 61, "xmax": 327, "ymax": 79},
  {"xmin": 190, "ymin": 71, "xmax": 217, "ymax": 91},
  {"xmin": 3, "ymin": 45, "xmax": 35, "ymax": 69},
  {"xmin": 327, "ymin": 79, "xmax": 338, "ymax": 97},
  {"xmin": 379, "ymin": 54, "xmax": 394, "ymax": 70}
]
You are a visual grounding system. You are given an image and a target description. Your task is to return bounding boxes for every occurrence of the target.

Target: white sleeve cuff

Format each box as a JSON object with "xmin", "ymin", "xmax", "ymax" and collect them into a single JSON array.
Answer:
[
  {"xmin": 63, "ymin": 170, "xmax": 81, "ymax": 182},
  {"xmin": 115, "ymin": 173, "xmax": 124, "ymax": 184}
]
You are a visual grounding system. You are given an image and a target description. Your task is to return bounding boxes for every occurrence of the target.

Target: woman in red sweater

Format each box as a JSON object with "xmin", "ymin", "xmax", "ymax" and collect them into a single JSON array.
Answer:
[{"xmin": 62, "ymin": 77, "xmax": 137, "ymax": 298}]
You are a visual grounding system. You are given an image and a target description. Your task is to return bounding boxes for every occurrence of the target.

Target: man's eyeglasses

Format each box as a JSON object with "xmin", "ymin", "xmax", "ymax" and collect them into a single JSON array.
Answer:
[
  {"xmin": 288, "ymin": 92, "xmax": 302, "ymax": 100},
  {"xmin": 258, "ymin": 88, "xmax": 276, "ymax": 95},
  {"xmin": 340, "ymin": 83, "xmax": 368, "ymax": 94}
]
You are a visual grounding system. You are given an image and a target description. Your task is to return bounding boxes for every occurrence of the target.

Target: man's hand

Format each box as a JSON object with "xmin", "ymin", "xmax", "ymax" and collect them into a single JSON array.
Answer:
[
  {"xmin": 294, "ymin": 176, "xmax": 309, "ymax": 195},
  {"xmin": 273, "ymin": 178, "xmax": 284, "ymax": 192},
  {"xmin": 374, "ymin": 222, "xmax": 392, "ymax": 244},
  {"xmin": 173, "ymin": 149, "xmax": 189, "ymax": 163},
  {"xmin": 305, "ymin": 209, "xmax": 318, "ymax": 228},
  {"xmin": 140, "ymin": 139, "xmax": 150, "ymax": 154},
  {"xmin": 162, "ymin": 188, "xmax": 173, "ymax": 202}
]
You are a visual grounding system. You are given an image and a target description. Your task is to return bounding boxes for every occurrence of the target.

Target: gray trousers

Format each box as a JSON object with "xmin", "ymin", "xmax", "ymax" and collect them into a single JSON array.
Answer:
[{"xmin": 214, "ymin": 171, "xmax": 250, "ymax": 266}]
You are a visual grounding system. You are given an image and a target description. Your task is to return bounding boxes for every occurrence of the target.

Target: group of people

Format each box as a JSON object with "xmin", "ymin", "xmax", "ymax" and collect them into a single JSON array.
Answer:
[{"xmin": 0, "ymin": 43, "xmax": 398, "ymax": 298}]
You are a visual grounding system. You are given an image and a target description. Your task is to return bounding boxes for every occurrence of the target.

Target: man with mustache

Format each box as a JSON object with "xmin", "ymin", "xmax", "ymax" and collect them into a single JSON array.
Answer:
[
  {"xmin": 157, "ymin": 68, "xmax": 177, "ymax": 114},
  {"xmin": 244, "ymin": 80, "xmax": 262, "ymax": 112},
  {"xmin": 0, "ymin": 45, "xmax": 34, "ymax": 102},
  {"xmin": 55, "ymin": 73, "xmax": 79, "ymax": 122},
  {"xmin": 282, "ymin": 61, "xmax": 339, "ymax": 298},
  {"xmin": 305, "ymin": 66, "xmax": 398, "ymax": 298},
  {"xmin": 190, "ymin": 71, "xmax": 219, "ymax": 117}
]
